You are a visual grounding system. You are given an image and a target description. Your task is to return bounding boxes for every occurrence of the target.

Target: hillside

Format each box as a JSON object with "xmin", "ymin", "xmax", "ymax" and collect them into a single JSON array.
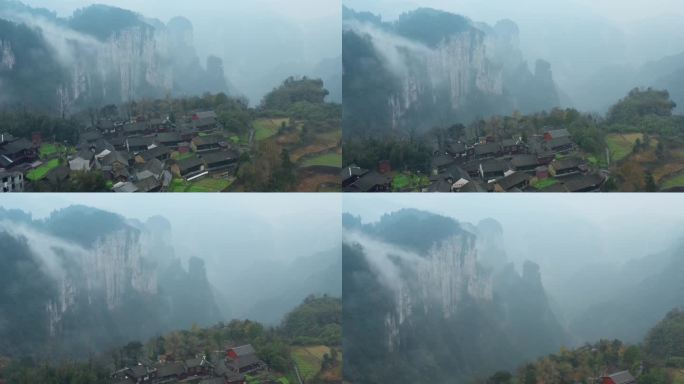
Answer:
[
  {"xmin": 0, "ymin": 295, "xmax": 343, "ymax": 384},
  {"xmin": 476, "ymin": 308, "xmax": 684, "ymax": 384}
]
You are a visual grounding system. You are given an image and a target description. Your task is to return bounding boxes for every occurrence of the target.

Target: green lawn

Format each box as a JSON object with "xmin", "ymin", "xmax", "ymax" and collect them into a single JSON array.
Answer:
[
  {"xmin": 254, "ymin": 118, "xmax": 289, "ymax": 141},
  {"xmin": 392, "ymin": 173, "xmax": 430, "ymax": 192},
  {"xmin": 39, "ymin": 143, "xmax": 59, "ymax": 157},
  {"xmin": 531, "ymin": 178, "xmax": 559, "ymax": 190},
  {"xmin": 169, "ymin": 177, "xmax": 232, "ymax": 192},
  {"xmin": 26, "ymin": 159, "xmax": 60, "ymax": 181},
  {"xmin": 300, "ymin": 153, "xmax": 342, "ymax": 168},
  {"xmin": 660, "ymin": 173, "xmax": 684, "ymax": 190}
]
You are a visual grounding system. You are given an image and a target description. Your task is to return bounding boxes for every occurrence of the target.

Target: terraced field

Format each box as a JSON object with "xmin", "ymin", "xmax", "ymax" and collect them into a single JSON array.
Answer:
[
  {"xmin": 169, "ymin": 177, "xmax": 232, "ymax": 192},
  {"xmin": 254, "ymin": 118, "xmax": 290, "ymax": 141},
  {"xmin": 300, "ymin": 153, "xmax": 342, "ymax": 168},
  {"xmin": 606, "ymin": 133, "xmax": 645, "ymax": 162},
  {"xmin": 291, "ymin": 346, "xmax": 330, "ymax": 382}
]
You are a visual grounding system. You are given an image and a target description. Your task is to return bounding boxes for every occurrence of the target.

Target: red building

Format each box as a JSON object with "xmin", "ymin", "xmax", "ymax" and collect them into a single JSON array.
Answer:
[
  {"xmin": 601, "ymin": 370, "xmax": 636, "ymax": 384},
  {"xmin": 378, "ymin": 160, "xmax": 391, "ymax": 174}
]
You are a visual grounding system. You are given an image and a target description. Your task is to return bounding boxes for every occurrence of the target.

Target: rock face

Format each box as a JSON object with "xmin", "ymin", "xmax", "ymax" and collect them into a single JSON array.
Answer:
[
  {"xmin": 0, "ymin": 3, "xmax": 229, "ymax": 112},
  {"xmin": 342, "ymin": 210, "xmax": 566, "ymax": 384},
  {"xmin": 0, "ymin": 206, "xmax": 221, "ymax": 358},
  {"xmin": 343, "ymin": 7, "xmax": 561, "ymax": 137}
]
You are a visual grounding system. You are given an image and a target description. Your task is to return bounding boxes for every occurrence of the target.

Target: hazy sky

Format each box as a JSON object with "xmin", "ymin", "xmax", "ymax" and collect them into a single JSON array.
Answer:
[
  {"xmin": 21, "ymin": 0, "xmax": 341, "ymax": 103},
  {"xmin": 343, "ymin": 0, "xmax": 683, "ymax": 25},
  {"xmin": 0, "ymin": 193, "xmax": 341, "ymax": 266},
  {"xmin": 344, "ymin": 194, "xmax": 684, "ymax": 284}
]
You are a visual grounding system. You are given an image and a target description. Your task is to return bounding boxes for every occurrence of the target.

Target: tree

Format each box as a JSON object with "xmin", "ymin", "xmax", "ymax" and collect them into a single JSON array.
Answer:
[{"xmin": 645, "ymin": 172, "xmax": 657, "ymax": 192}]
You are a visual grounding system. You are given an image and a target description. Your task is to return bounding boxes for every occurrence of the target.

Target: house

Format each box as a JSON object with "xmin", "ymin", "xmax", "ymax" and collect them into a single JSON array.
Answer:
[
  {"xmin": 0, "ymin": 170, "xmax": 24, "ymax": 192},
  {"xmin": 344, "ymin": 171, "xmax": 392, "ymax": 192},
  {"xmin": 177, "ymin": 124, "xmax": 199, "ymax": 141},
  {"xmin": 479, "ymin": 159, "xmax": 509, "ymax": 181},
  {"xmin": 549, "ymin": 157, "xmax": 582, "ymax": 177},
  {"xmin": 563, "ymin": 173, "xmax": 605, "ymax": 192},
  {"xmin": 122, "ymin": 122, "xmax": 148, "ymax": 136},
  {"xmin": 431, "ymin": 153, "xmax": 455, "ymax": 174},
  {"xmin": 172, "ymin": 156, "xmax": 206, "ymax": 180},
  {"xmin": 148, "ymin": 118, "xmax": 167, "ymax": 131},
  {"xmin": 154, "ymin": 362, "xmax": 186, "ymax": 381},
  {"xmin": 455, "ymin": 179, "xmax": 486, "ymax": 192},
  {"xmin": 112, "ymin": 181, "xmax": 139, "ymax": 193},
  {"xmin": 134, "ymin": 176, "xmax": 161, "ymax": 192},
  {"xmin": 156, "ymin": 132, "xmax": 182, "ymax": 149},
  {"xmin": 426, "ymin": 177, "xmax": 453, "ymax": 192},
  {"xmin": 0, "ymin": 138, "xmax": 37, "ymax": 167},
  {"xmin": 132, "ymin": 158, "xmax": 165, "ymax": 181},
  {"xmin": 107, "ymin": 135, "xmax": 127, "ymax": 151},
  {"xmin": 510, "ymin": 154, "xmax": 538, "ymax": 172},
  {"xmin": 201, "ymin": 150, "xmax": 238, "ymax": 172},
  {"xmin": 378, "ymin": 159, "xmax": 392, "ymax": 174},
  {"xmin": 473, "ymin": 142, "xmax": 501, "ymax": 159},
  {"xmin": 192, "ymin": 111, "xmax": 218, "ymax": 120},
  {"xmin": 226, "ymin": 345, "xmax": 264, "ymax": 374},
  {"xmin": 98, "ymin": 151, "xmax": 131, "ymax": 182},
  {"xmin": 501, "ymin": 139, "xmax": 520, "ymax": 155},
  {"xmin": 191, "ymin": 135, "xmax": 224, "ymax": 153},
  {"xmin": 185, "ymin": 357, "xmax": 214, "ymax": 376},
  {"xmin": 547, "ymin": 137, "xmax": 575, "ymax": 154},
  {"xmin": 601, "ymin": 370, "xmax": 636, "ymax": 384},
  {"xmin": 341, "ymin": 165, "xmax": 369, "ymax": 188},
  {"xmin": 126, "ymin": 136, "xmax": 156, "ymax": 152},
  {"xmin": 535, "ymin": 166, "xmax": 549, "ymax": 180},
  {"xmin": 446, "ymin": 141, "xmax": 467, "ymax": 157},
  {"xmin": 193, "ymin": 116, "xmax": 219, "ymax": 131},
  {"xmin": 543, "ymin": 128, "xmax": 570, "ymax": 141},
  {"xmin": 80, "ymin": 130, "xmax": 103, "ymax": 144},
  {"xmin": 136, "ymin": 145, "xmax": 171, "ymax": 163},
  {"xmin": 69, "ymin": 150, "xmax": 94, "ymax": 171},
  {"xmin": 494, "ymin": 172, "xmax": 532, "ymax": 192}
]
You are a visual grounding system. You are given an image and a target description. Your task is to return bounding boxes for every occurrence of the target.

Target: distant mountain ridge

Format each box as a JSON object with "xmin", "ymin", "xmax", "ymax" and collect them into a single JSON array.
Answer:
[
  {"xmin": 343, "ymin": 7, "xmax": 561, "ymax": 138},
  {"xmin": 0, "ymin": 0, "xmax": 230, "ymax": 113}
]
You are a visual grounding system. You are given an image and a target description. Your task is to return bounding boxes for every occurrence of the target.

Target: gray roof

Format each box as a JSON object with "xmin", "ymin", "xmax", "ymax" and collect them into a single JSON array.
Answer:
[
  {"xmin": 546, "ymin": 128, "xmax": 570, "ymax": 138},
  {"xmin": 605, "ymin": 371, "xmax": 636, "ymax": 384},
  {"xmin": 552, "ymin": 157, "xmax": 582, "ymax": 172},
  {"xmin": 127, "ymin": 136, "xmax": 155, "ymax": 148},
  {"xmin": 227, "ymin": 353, "xmax": 261, "ymax": 370},
  {"xmin": 155, "ymin": 362, "xmax": 185, "ymax": 378},
  {"xmin": 348, "ymin": 171, "xmax": 391, "ymax": 192},
  {"xmin": 341, "ymin": 165, "xmax": 368, "ymax": 180},
  {"xmin": 194, "ymin": 111, "xmax": 217, "ymax": 119},
  {"xmin": 230, "ymin": 345, "xmax": 256, "ymax": 357},
  {"xmin": 1, "ymin": 138, "xmax": 33, "ymax": 155},
  {"xmin": 474, "ymin": 142, "xmax": 500, "ymax": 155},
  {"xmin": 157, "ymin": 132, "xmax": 182, "ymax": 143},
  {"xmin": 511, "ymin": 154, "xmax": 538, "ymax": 168},
  {"xmin": 496, "ymin": 172, "xmax": 531, "ymax": 191},
  {"xmin": 140, "ymin": 145, "xmax": 171, "ymax": 161},
  {"xmin": 113, "ymin": 182, "xmax": 138, "ymax": 193},
  {"xmin": 201, "ymin": 150, "xmax": 238, "ymax": 165},
  {"xmin": 548, "ymin": 137, "xmax": 573, "ymax": 149},
  {"xmin": 480, "ymin": 159, "xmax": 509, "ymax": 173},
  {"xmin": 177, "ymin": 156, "xmax": 204, "ymax": 172},
  {"xmin": 193, "ymin": 135, "xmax": 223, "ymax": 146},
  {"xmin": 134, "ymin": 176, "xmax": 161, "ymax": 192}
]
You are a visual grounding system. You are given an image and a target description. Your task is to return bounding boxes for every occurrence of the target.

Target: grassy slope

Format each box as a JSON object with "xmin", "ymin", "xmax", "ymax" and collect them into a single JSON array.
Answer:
[
  {"xmin": 254, "ymin": 118, "xmax": 290, "ymax": 141},
  {"xmin": 26, "ymin": 159, "xmax": 60, "ymax": 181}
]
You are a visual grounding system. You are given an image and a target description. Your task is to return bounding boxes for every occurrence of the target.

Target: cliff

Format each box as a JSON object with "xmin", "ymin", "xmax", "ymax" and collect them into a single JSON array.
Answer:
[
  {"xmin": 0, "ymin": 206, "xmax": 221, "ymax": 358},
  {"xmin": 342, "ymin": 7, "xmax": 561, "ymax": 137},
  {"xmin": 342, "ymin": 210, "xmax": 566, "ymax": 383},
  {"xmin": 0, "ymin": 2, "xmax": 229, "ymax": 112}
]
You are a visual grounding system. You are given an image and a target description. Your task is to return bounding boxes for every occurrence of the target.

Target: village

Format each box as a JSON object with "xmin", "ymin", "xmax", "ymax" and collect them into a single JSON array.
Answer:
[
  {"xmin": 0, "ymin": 110, "xmax": 242, "ymax": 192},
  {"xmin": 111, "ymin": 344, "xmax": 286, "ymax": 384},
  {"xmin": 343, "ymin": 128, "xmax": 608, "ymax": 193}
]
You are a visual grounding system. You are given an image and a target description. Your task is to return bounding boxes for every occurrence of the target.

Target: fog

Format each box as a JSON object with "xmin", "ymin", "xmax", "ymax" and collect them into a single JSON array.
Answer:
[
  {"xmin": 21, "ymin": 0, "xmax": 342, "ymax": 104},
  {"xmin": 344, "ymin": 194, "xmax": 684, "ymax": 330},
  {"xmin": 344, "ymin": 0, "xmax": 684, "ymax": 112},
  {"xmin": 0, "ymin": 194, "xmax": 341, "ymax": 322}
]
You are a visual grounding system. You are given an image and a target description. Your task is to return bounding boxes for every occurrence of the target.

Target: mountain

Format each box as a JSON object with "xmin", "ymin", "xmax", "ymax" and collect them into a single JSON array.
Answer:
[
  {"xmin": 342, "ymin": 7, "xmax": 561, "ymax": 138},
  {"xmin": 0, "ymin": 1, "xmax": 230, "ymax": 113},
  {"xmin": 0, "ymin": 206, "xmax": 222, "ymax": 358},
  {"xmin": 570, "ymin": 241, "xmax": 684, "ymax": 344},
  {"xmin": 574, "ymin": 51, "xmax": 684, "ymax": 113},
  {"xmin": 342, "ymin": 209, "xmax": 566, "ymax": 383}
]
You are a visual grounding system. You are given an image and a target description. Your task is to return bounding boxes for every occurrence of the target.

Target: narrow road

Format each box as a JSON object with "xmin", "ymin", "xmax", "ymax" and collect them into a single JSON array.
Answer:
[{"xmin": 293, "ymin": 362, "xmax": 304, "ymax": 384}]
